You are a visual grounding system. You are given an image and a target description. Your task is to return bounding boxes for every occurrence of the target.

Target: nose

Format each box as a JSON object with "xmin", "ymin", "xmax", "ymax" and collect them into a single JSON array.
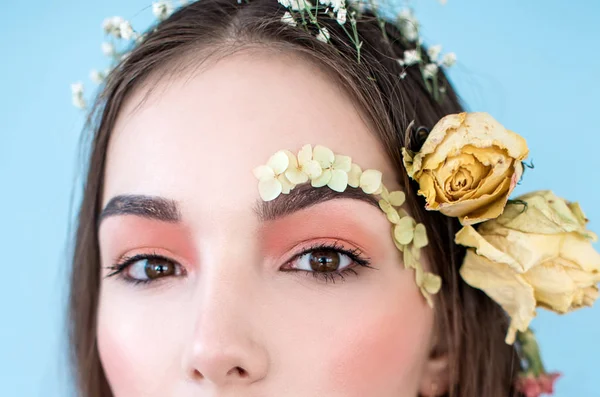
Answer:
[{"xmin": 182, "ymin": 264, "xmax": 269, "ymax": 386}]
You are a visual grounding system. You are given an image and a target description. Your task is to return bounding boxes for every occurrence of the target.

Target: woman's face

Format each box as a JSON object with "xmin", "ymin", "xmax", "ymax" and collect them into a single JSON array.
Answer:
[{"xmin": 97, "ymin": 51, "xmax": 442, "ymax": 396}]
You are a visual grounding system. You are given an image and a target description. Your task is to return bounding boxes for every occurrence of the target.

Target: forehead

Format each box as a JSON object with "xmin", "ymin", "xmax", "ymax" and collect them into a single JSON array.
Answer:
[{"xmin": 102, "ymin": 51, "xmax": 398, "ymax": 219}]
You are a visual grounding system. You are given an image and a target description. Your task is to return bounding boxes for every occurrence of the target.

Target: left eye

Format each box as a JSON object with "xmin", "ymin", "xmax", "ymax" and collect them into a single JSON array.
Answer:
[{"xmin": 292, "ymin": 249, "xmax": 354, "ymax": 273}]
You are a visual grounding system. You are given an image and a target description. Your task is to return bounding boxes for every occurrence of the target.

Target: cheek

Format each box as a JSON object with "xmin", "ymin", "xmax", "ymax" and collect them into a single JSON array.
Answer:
[{"xmin": 96, "ymin": 286, "xmax": 183, "ymax": 395}]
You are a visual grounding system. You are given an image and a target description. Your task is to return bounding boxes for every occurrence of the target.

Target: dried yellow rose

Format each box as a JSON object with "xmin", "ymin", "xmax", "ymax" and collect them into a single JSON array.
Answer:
[
  {"xmin": 402, "ymin": 112, "xmax": 529, "ymax": 225},
  {"xmin": 456, "ymin": 191, "xmax": 600, "ymax": 344}
]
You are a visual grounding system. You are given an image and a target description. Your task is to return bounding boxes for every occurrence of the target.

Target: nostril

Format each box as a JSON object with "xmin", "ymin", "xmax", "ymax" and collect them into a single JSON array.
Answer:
[
  {"xmin": 231, "ymin": 366, "xmax": 248, "ymax": 378},
  {"xmin": 192, "ymin": 369, "xmax": 204, "ymax": 380}
]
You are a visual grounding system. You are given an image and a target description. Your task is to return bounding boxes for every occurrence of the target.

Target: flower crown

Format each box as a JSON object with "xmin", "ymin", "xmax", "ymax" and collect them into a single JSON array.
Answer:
[{"xmin": 71, "ymin": 1, "xmax": 600, "ymax": 395}]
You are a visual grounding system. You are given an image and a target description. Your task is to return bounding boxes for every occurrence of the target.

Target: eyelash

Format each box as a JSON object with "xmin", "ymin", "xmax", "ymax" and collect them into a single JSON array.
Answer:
[{"xmin": 104, "ymin": 242, "xmax": 374, "ymax": 286}]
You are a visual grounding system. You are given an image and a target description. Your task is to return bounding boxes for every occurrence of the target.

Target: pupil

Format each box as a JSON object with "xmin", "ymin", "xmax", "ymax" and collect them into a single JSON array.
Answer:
[
  {"xmin": 309, "ymin": 250, "xmax": 340, "ymax": 272},
  {"xmin": 145, "ymin": 258, "xmax": 174, "ymax": 279}
]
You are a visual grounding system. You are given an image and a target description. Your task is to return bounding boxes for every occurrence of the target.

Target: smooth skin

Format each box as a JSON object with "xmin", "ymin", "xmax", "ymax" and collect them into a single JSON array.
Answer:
[{"xmin": 97, "ymin": 49, "xmax": 449, "ymax": 397}]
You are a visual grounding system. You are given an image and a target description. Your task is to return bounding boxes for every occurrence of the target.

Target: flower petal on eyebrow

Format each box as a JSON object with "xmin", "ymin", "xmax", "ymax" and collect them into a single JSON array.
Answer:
[
  {"xmin": 333, "ymin": 154, "xmax": 352, "ymax": 172},
  {"xmin": 359, "ymin": 169, "xmax": 383, "ymax": 194},
  {"xmin": 267, "ymin": 150, "xmax": 290, "ymax": 174},
  {"xmin": 313, "ymin": 145, "xmax": 335, "ymax": 168},
  {"xmin": 328, "ymin": 169, "xmax": 349, "ymax": 192},
  {"xmin": 311, "ymin": 168, "xmax": 332, "ymax": 188},
  {"xmin": 258, "ymin": 178, "xmax": 283, "ymax": 201},
  {"xmin": 348, "ymin": 163, "xmax": 362, "ymax": 188}
]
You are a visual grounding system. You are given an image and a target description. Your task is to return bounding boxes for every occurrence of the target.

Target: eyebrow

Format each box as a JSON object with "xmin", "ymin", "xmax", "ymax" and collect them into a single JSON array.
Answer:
[
  {"xmin": 98, "ymin": 185, "xmax": 379, "ymax": 226},
  {"xmin": 255, "ymin": 183, "xmax": 380, "ymax": 221},
  {"xmin": 99, "ymin": 195, "xmax": 181, "ymax": 225}
]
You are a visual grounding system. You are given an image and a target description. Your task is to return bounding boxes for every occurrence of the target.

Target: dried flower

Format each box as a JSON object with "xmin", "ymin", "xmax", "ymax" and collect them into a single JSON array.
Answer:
[{"xmin": 403, "ymin": 112, "xmax": 529, "ymax": 225}]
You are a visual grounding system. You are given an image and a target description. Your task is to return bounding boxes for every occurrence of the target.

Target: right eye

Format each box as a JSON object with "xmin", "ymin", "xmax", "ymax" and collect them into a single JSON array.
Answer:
[{"xmin": 106, "ymin": 254, "xmax": 185, "ymax": 284}]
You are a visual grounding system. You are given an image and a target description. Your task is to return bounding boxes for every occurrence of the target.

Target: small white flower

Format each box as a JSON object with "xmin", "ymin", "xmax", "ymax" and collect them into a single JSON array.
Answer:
[
  {"xmin": 336, "ymin": 7, "xmax": 347, "ymax": 25},
  {"xmin": 70, "ymin": 82, "xmax": 84, "ymax": 95},
  {"xmin": 329, "ymin": 0, "xmax": 345, "ymax": 12},
  {"xmin": 441, "ymin": 52, "xmax": 457, "ymax": 67},
  {"xmin": 281, "ymin": 11, "xmax": 297, "ymax": 26},
  {"xmin": 71, "ymin": 82, "xmax": 86, "ymax": 109},
  {"xmin": 401, "ymin": 49, "xmax": 421, "ymax": 66},
  {"xmin": 278, "ymin": 0, "xmax": 292, "ymax": 7},
  {"xmin": 289, "ymin": 0, "xmax": 313, "ymax": 10},
  {"xmin": 102, "ymin": 16, "xmax": 125, "ymax": 34},
  {"xmin": 427, "ymin": 44, "xmax": 442, "ymax": 62},
  {"xmin": 119, "ymin": 21, "xmax": 136, "ymax": 40},
  {"xmin": 153, "ymin": 1, "xmax": 174, "ymax": 20},
  {"xmin": 101, "ymin": 42, "xmax": 115, "ymax": 56},
  {"xmin": 90, "ymin": 69, "xmax": 104, "ymax": 84},
  {"xmin": 398, "ymin": 9, "xmax": 419, "ymax": 42},
  {"xmin": 316, "ymin": 27, "xmax": 330, "ymax": 43},
  {"xmin": 400, "ymin": 71, "xmax": 407, "ymax": 79},
  {"xmin": 423, "ymin": 63, "xmax": 439, "ymax": 79}
]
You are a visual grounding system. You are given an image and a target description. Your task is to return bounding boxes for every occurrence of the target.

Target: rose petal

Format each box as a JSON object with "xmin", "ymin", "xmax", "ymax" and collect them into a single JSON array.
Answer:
[
  {"xmin": 328, "ymin": 169, "xmax": 349, "ymax": 192},
  {"xmin": 313, "ymin": 145, "xmax": 335, "ymax": 168},
  {"xmin": 267, "ymin": 150, "xmax": 290, "ymax": 175},
  {"xmin": 360, "ymin": 169, "xmax": 383, "ymax": 194},
  {"xmin": 258, "ymin": 178, "xmax": 283, "ymax": 201},
  {"xmin": 253, "ymin": 165, "xmax": 275, "ymax": 180},
  {"xmin": 459, "ymin": 251, "xmax": 536, "ymax": 344}
]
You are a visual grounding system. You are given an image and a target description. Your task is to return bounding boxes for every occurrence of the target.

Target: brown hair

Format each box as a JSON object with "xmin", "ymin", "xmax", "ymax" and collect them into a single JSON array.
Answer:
[{"xmin": 68, "ymin": 1, "xmax": 523, "ymax": 395}]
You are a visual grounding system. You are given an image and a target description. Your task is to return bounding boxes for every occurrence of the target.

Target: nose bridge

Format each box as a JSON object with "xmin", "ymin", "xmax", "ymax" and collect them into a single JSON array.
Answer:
[{"xmin": 182, "ymin": 231, "xmax": 269, "ymax": 385}]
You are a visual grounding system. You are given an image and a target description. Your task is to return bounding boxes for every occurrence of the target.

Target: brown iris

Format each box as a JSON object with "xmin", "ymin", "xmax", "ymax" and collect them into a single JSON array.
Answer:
[
  {"xmin": 144, "ymin": 258, "xmax": 176, "ymax": 279},
  {"xmin": 309, "ymin": 250, "xmax": 340, "ymax": 272}
]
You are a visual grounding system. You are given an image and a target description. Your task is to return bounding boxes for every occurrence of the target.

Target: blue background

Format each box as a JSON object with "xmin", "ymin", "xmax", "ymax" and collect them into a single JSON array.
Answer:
[{"xmin": 1, "ymin": 0, "xmax": 598, "ymax": 395}]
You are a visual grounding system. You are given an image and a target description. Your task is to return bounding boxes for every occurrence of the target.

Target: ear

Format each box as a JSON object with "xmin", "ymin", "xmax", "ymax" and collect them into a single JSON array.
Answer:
[{"xmin": 418, "ymin": 351, "xmax": 450, "ymax": 397}]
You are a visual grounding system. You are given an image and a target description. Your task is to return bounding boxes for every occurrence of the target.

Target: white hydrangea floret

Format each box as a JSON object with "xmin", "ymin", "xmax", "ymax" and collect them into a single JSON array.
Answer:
[
  {"xmin": 285, "ymin": 144, "xmax": 322, "ymax": 184},
  {"xmin": 253, "ymin": 151, "xmax": 296, "ymax": 201},
  {"xmin": 311, "ymin": 145, "xmax": 351, "ymax": 191}
]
